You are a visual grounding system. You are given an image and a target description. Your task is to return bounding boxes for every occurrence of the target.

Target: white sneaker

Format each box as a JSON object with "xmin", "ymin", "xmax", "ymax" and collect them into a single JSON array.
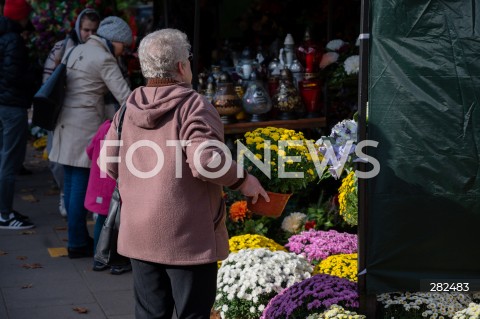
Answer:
[
  {"xmin": 0, "ymin": 213, "xmax": 35, "ymax": 230},
  {"xmin": 59, "ymin": 193, "xmax": 67, "ymax": 217}
]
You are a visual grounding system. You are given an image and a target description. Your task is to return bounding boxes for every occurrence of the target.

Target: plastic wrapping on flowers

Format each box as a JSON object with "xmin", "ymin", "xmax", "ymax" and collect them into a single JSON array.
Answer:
[
  {"xmin": 315, "ymin": 119, "xmax": 357, "ymax": 181},
  {"xmin": 260, "ymin": 274, "xmax": 359, "ymax": 319},
  {"xmin": 285, "ymin": 229, "xmax": 357, "ymax": 263},
  {"xmin": 237, "ymin": 127, "xmax": 318, "ymax": 194},
  {"xmin": 214, "ymin": 248, "xmax": 312, "ymax": 319}
]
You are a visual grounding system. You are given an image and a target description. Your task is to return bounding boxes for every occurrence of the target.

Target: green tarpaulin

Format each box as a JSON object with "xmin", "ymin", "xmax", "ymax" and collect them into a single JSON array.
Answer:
[{"xmin": 365, "ymin": 0, "xmax": 480, "ymax": 294}]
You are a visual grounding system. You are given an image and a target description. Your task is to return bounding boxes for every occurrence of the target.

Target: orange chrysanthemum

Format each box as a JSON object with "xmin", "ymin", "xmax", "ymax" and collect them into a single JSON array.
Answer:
[{"xmin": 229, "ymin": 201, "xmax": 250, "ymax": 222}]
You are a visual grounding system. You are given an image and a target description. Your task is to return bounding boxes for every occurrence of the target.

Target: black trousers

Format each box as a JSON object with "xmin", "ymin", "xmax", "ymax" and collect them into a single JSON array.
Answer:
[{"xmin": 131, "ymin": 258, "xmax": 218, "ymax": 319}]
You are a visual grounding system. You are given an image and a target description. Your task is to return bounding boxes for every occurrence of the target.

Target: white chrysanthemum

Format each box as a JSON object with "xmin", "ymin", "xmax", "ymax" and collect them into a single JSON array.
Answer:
[
  {"xmin": 326, "ymin": 39, "xmax": 346, "ymax": 51},
  {"xmin": 453, "ymin": 302, "xmax": 480, "ymax": 319},
  {"xmin": 344, "ymin": 55, "xmax": 359, "ymax": 75},
  {"xmin": 214, "ymin": 248, "xmax": 312, "ymax": 319},
  {"xmin": 378, "ymin": 292, "xmax": 472, "ymax": 318},
  {"xmin": 281, "ymin": 212, "xmax": 307, "ymax": 233}
]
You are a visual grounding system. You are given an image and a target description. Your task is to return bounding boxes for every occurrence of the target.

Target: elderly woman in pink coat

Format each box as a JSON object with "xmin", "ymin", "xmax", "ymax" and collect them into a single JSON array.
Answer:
[{"xmin": 101, "ymin": 28, "xmax": 270, "ymax": 319}]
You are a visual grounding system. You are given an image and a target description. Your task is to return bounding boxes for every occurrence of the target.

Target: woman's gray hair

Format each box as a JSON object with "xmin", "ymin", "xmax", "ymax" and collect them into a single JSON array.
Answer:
[{"xmin": 138, "ymin": 28, "xmax": 191, "ymax": 79}]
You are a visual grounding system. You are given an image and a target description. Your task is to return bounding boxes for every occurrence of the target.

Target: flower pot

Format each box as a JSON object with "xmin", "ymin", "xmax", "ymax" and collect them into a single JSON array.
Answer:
[{"xmin": 247, "ymin": 191, "xmax": 292, "ymax": 218}]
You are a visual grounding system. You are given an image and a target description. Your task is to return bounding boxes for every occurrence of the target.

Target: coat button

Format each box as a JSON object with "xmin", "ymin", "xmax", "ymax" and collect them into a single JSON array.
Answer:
[{"xmin": 61, "ymin": 125, "xmax": 64, "ymax": 128}]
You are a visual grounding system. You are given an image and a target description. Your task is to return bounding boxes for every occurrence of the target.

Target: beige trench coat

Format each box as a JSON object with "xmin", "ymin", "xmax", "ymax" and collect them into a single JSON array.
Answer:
[{"xmin": 49, "ymin": 35, "xmax": 131, "ymax": 168}]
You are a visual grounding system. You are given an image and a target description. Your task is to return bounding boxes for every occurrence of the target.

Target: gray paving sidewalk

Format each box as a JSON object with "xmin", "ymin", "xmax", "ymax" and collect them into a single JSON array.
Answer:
[{"xmin": 0, "ymin": 143, "xmax": 135, "ymax": 319}]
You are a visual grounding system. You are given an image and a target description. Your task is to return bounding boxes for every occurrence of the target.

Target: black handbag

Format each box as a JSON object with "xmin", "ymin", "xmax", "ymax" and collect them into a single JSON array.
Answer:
[
  {"xmin": 94, "ymin": 105, "xmax": 130, "ymax": 266},
  {"xmin": 32, "ymin": 46, "xmax": 74, "ymax": 131}
]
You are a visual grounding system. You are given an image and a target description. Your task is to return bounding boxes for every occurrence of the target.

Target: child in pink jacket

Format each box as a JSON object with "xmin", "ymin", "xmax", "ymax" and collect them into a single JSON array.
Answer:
[{"xmin": 85, "ymin": 119, "xmax": 131, "ymax": 274}]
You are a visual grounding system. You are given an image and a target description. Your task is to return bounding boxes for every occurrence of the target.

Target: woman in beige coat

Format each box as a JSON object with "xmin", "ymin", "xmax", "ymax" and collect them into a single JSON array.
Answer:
[{"xmin": 49, "ymin": 16, "xmax": 132, "ymax": 258}]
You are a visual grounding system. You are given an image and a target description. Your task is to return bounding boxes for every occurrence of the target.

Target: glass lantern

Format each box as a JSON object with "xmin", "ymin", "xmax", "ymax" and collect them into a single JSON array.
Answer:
[
  {"xmin": 242, "ymin": 72, "xmax": 272, "ymax": 122},
  {"xmin": 212, "ymin": 72, "xmax": 243, "ymax": 124},
  {"xmin": 272, "ymin": 68, "xmax": 304, "ymax": 120}
]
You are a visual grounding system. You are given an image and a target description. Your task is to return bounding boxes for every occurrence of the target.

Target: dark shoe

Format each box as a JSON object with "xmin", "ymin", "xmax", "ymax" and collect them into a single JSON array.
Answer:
[
  {"xmin": 0, "ymin": 213, "xmax": 35, "ymax": 230},
  {"xmin": 110, "ymin": 263, "xmax": 132, "ymax": 275},
  {"xmin": 92, "ymin": 260, "xmax": 109, "ymax": 271},
  {"xmin": 68, "ymin": 245, "xmax": 93, "ymax": 259},
  {"xmin": 12, "ymin": 210, "xmax": 30, "ymax": 221},
  {"xmin": 18, "ymin": 165, "xmax": 33, "ymax": 175}
]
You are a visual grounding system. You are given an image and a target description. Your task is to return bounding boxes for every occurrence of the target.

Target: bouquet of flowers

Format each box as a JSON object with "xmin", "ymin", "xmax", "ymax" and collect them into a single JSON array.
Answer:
[
  {"xmin": 306, "ymin": 305, "xmax": 366, "ymax": 319},
  {"xmin": 313, "ymin": 253, "xmax": 358, "ymax": 282},
  {"xmin": 260, "ymin": 274, "xmax": 359, "ymax": 319},
  {"xmin": 377, "ymin": 292, "xmax": 472, "ymax": 319},
  {"xmin": 214, "ymin": 248, "xmax": 312, "ymax": 319},
  {"xmin": 319, "ymin": 38, "xmax": 359, "ymax": 91},
  {"xmin": 316, "ymin": 119, "xmax": 358, "ymax": 181},
  {"xmin": 238, "ymin": 127, "xmax": 318, "ymax": 194},
  {"xmin": 285, "ymin": 229, "xmax": 357, "ymax": 263},
  {"xmin": 338, "ymin": 171, "xmax": 358, "ymax": 226},
  {"xmin": 228, "ymin": 234, "xmax": 286, "ymax": 253}
]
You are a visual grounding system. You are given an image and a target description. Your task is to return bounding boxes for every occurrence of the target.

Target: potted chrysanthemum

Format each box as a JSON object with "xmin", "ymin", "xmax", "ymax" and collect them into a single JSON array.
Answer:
[
  {"xmin": 313, "ymin": 253, "xmax": 358, "ymax": 282},
  {"xmin": 260, "ymin": 274, "xmax": 360, "ymax": 319},
  {"xmin": 236, "ymin": 127, "xmax": 318, "ymax": 217},
  {"xmin": 214, "ymin": 248, "xmax": 312, "ymax": 319},
  {"xmin": 306, "ymin": 305, "xmax": 366, "ymax": 319},
  {"xmin": 378, "ymin": 292, "xmax": 473, "ymax": 319},
  {"xmin": 285, "ymin": 229, "xmax": 357, "ymax": 263}
]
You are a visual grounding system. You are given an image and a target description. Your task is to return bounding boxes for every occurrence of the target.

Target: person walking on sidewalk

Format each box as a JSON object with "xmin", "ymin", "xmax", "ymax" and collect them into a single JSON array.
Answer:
[
  {"xmin": 85, "ymin": 119, "xmax": 131, "ymax": 275},
  {"xmin": 49, "ymin": 16, "xmax": 132, "ymax": 258},
  {"xmin": 43, "ymin": 8, "xmax": 101, "ymax": 218},
  {"xmin": 0, "ymin": 0, "xmax": 35, "ymax": 230},
  {"xmin": 101, "ymin": 28, "xmax": 269, "ymax": 319}
]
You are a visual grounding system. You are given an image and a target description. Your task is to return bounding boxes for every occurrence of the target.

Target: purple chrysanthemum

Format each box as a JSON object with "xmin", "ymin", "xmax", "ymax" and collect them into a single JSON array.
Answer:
[
  {"xmin": 260, "ymin": 274, "xmax": 359, "ymax": 319},
  {"xmin": 285, "ymin": 229, "xmax": 357, "ymax": 262}
]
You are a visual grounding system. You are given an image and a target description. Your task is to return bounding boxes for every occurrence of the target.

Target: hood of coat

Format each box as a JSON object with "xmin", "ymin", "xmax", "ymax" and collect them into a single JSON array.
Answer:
[
  {"xmin": 74, "ymin": 8, "xmax": 100, "ymax": 44},
  {"xmin": 0, "ymin": 16, "xmax": 21, "ymax": 36},
  {"xmin": 126, "ymin": 83, "xmax": 196, "ymax": 129}
]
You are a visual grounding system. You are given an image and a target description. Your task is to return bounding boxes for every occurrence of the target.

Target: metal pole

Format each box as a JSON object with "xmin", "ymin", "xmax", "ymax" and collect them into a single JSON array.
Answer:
[
  {"xmin": 163, "ymin": 0, "xmax": 169, "ymax": 27},
  {"xmin": 192, "ymin": 0, "xmax": 200, "ymax": 90},
  {"xmin": 357, "ymin": 0, "xmax": 377, "ymax": 317}
]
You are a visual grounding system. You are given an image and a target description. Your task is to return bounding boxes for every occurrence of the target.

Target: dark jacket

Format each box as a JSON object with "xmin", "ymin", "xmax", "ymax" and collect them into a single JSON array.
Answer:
[{"xmin": 0, "ymin": 16, "xmax": 32, "ymax": 108}]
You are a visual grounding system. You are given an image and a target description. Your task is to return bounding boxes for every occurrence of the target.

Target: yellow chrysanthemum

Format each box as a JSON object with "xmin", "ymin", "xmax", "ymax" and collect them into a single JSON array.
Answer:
[
  {"xmin": 228, "ymin": 234, "xmax": 286, "ymax": 253},
  {"xmin": 338, "ymin": 171, "xmax": 358, "ymax": 226},
  {"xmin": 238, "ymin": 127, "xmax": 319, "ymax": 194},
  {"xmin": 313, "ymin": 253, "xmax": 358, "ymax": 282}
]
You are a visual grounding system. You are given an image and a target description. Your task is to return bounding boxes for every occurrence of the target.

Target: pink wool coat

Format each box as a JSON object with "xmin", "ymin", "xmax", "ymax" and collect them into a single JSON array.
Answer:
[
  {"xmin": 84, "ymin": 120, "xmax": 116, "ymax": 215},
  {"xmin": 103, "ymin": 83, "xmax": 244, "ymax": 265}
]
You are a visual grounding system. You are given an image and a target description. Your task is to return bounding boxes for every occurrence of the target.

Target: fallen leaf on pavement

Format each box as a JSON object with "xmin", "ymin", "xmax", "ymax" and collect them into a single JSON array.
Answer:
[
  {"xmin": 19, "ymin": 188, "xmax": 35, "ymax": 193},
  {"xmin": 73, "ymin": 307, "xmax": 89, "ymax": 314},
  {"xmin": 0, "ymin": 250, "xmax": 7, "ymax": 256},
  {"xmin": 21, "ymin": 263, "xmax": 43, "ymax": 269},
  {"xmin": 21, "ymin": 194, "xmax": 38, "ymax": 203},
  {"xmin": 45, "ymin": 189, "xmax": 60, "ymax": 195},
  {"xmin": 54, "ymin": 226, "xmax": 67, "ymax": 231},
  {"xmin": 21, "ymin": 284, "xmax": 33, "ymax": 289},
  {"xmin": 19, "ymin": 230, "xmax": 36, "ymax": 235},
  {"xmin": 16, "ymin": 256, "xmax": 28, "ymax": 260}
]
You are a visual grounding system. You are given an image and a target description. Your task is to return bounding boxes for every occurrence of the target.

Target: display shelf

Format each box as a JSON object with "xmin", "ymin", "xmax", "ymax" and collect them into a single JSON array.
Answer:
[{"xmin": 223, "ymin": 117, "xmax": 326, "ymax": 134}]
